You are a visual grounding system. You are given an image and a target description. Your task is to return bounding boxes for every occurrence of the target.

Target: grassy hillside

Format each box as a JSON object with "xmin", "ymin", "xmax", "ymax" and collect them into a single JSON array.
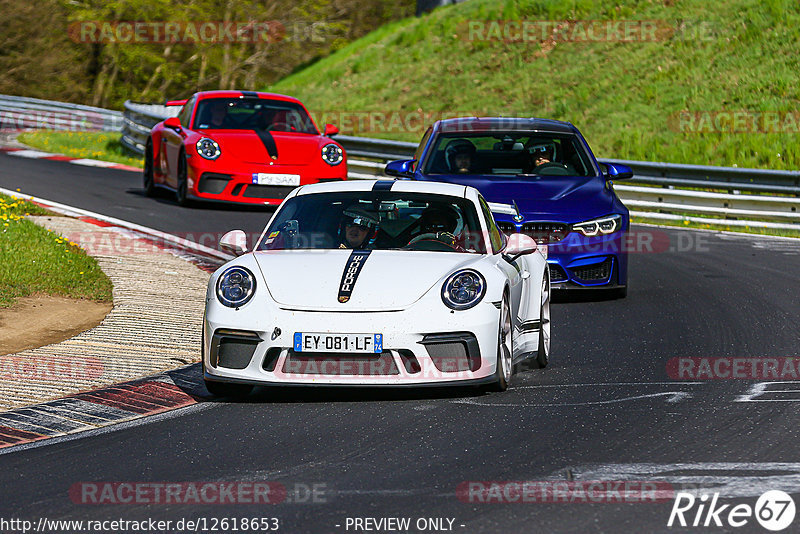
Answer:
[{"xmin": 268, "ymin": 0, "xmax": 800, "ymax": 169}]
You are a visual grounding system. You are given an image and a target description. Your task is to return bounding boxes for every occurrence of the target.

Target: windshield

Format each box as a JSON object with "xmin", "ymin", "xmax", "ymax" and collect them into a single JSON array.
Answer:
[
  {"xmin": 193, "ymin": 97, "xmax": 318, "ymax": 133},
  {"xmin": 423, "ymin": 132, "xmax": 595, "ymax": 177},
  {"xmin": 257, "ymin": 191, "xmax": 488, "ymax": 253}
]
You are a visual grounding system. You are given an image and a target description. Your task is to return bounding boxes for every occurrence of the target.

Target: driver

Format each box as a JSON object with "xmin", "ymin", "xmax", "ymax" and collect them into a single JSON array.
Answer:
[
  {"xmin": 208, "ymin": 100, "xmax": 231, "ymax": 128},
  {"xmin": 445, "ymin": 139, "xmax": 477, "ymax": 174},
  {"xmin": 407, "ymin": 206, "xmax": 460, "ymax": 248},
  {"xmin": 338, "ymin": 205, "xmax": 380, "ymax": 249}
]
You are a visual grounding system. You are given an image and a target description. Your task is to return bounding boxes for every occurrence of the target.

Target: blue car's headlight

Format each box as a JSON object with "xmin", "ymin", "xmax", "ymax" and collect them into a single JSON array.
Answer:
[
  {"xmin": 572, "ymin": 214, "xmax": 622, "ymax": 237},
  {"xmin": 442, "ymin": 269, "xmax": 486, "ymax": 310},
  {"xmin": 196, "ymin": 137, "xmax": 221, "ymax": 160},
  {"xmin": 216, "ymin": 266, "xmax": 256, "ymax": 308}
]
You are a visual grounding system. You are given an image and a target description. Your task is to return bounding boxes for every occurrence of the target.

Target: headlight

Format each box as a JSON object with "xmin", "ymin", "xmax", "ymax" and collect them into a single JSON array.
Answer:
[
  {"xmin": 196, "ymin": 138, "xmax": 221, "ymax": 160},
  {"xmin": 321, "ymin": 143, "xmax": 344, "ymax": 166},
  {"xmin": 441, "ymin": 269, "xmax": 486, "ymax": 310},
  {"xmin": 216, "ymin": 266, "xmax": 256, "ymax": 308},
  {"xmin": 572, "ymin": 214, "xmax": 622, "ymax": 237}
]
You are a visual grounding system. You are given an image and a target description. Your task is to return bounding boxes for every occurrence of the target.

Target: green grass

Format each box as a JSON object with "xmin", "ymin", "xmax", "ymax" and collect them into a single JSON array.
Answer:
[
  {"xmin": 268, "ymin": 0, "xmax": 800, "ymax": 170},
  {"xmin": 0, "ymin": 194, "xmax": 113, "ymax": 308},
  {"xmin": 17, "ymin": 130, "xmax": 143, "ymax": 168}
]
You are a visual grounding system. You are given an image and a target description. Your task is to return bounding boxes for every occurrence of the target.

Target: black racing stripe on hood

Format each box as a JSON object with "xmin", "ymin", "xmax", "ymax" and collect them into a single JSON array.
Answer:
[
  {"xmin": 254, "ymin": 128, "xmax": 279, "ymax": 160},
  {"xmin": 337, "ymin": 250, "xmax": 372, "ymax": 303},
  {"xmin": 241, "ymin": 91, "xmax": 258, "ymax": 98},
  {"xmin": 372, "ymin": 180, "xmax": 394, "ymax": 191}
]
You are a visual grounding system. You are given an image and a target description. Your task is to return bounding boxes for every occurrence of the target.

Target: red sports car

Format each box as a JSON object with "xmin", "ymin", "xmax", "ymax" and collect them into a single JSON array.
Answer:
[{"xmin": 143, "ymin": 90, "xmax": 346, "ymax": 206}]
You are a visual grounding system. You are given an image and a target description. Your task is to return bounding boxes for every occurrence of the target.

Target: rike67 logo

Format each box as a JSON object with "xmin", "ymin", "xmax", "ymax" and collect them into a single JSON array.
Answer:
[{"xmin": 668, "ymin": 491, "xmax": 796, "ymax": 531}]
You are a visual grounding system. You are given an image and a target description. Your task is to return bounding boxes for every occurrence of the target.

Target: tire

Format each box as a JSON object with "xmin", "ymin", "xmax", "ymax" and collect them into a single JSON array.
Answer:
[
  {"xmin": 204, "ymin": 379, "xmax": 253, "ymax": 398},
  {"xmin": 143, "ymin": 141, "xmax": 156, "ymax": 197},
  {"xmin": 489, "ymin": 293, "xmax": 513, "ymax": 391},
  {"xmin": 536, "ymin": 273, "xmax": 551, "ymax": 368},
  {"xmin": 175, "ymin": 150, "xmax": 190, "ymax": 206}
]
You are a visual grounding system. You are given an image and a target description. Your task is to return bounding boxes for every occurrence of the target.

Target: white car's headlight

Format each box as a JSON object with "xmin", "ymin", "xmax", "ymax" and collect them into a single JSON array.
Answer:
[
  {"xmin": 321, "ymin": 143, "xmax": 344, "ymax": 166},
  {"xmin": 216, "ymin": 266, "xmax": 256, "ymax": 308},
  {"xmin": 441, "ymin": 269, "xmax": 486, "ymax": 310},
  {"xmin": 572, "ymin": 214, "xmax": 622, "ymax": 237},
  {"xmin": 196, "ymin": 137, "xmax": 221, "ymax": 160}
]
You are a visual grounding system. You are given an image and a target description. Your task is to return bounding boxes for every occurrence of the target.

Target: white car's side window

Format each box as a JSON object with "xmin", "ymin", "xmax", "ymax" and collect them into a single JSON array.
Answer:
[{"xmin": 478, "ymin": 196, "xmax": 504, "ymax": 254}]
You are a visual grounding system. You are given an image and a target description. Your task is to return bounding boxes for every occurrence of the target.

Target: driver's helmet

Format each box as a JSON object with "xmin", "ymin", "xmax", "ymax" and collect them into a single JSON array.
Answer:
[
  {"xmin": 418, "ymin": 205, "xmax": 459, "ymax": 235},
  {"xmin": 445, "ymin": 139, "xmax": 477, "ymax": 172},
  {"xmin": 528, "ymin": 143, "xmax": 555, "ymax": 161},
  {"xmin": 338, "ymin": 204, "xmax": 380, "ymax": 248}
]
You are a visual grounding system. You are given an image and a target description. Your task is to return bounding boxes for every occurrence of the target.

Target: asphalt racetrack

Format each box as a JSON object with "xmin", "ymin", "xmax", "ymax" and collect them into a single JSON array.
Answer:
[{"xmin": 1, "ymin": 152, "xmax": 800, "ymax": 533}]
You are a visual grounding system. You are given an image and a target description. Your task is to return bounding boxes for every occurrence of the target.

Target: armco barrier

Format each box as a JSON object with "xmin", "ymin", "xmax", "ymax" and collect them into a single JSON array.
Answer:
[
  {"xmin": 0, "ymin": 94, "xmax": 122, "ymax": 132},
  {"xmin": 4, "ymin": 95, "xmax": 798, "ymax": 231},
  {"xmin": 118, "ymin": 101, "xmax": 800, "ymax": 230}
]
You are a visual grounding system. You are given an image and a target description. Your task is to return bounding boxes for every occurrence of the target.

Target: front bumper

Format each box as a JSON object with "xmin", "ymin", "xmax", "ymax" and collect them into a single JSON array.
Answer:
[
  {"xmin": 186, "ymin": 161, "xmax": 346, "ymax": 206},
  {"xmin": 203, "ymin": 302, "xmax": 500, "ymax": 386},
  {"xmin": 546, "ymin": 231, "xmax": 628, "ymax": 288}
]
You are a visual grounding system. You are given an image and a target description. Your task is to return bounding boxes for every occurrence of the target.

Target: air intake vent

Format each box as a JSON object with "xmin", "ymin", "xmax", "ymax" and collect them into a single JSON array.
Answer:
[
  {"xmin": 243, "ymin": 185, "xmax": 296, "ymax": 199},
  {"xmin": 496, "ymin": 222, "xmax": 517, "ymax": 235},
  {"xmin": 282, "ymin": 351, "xmax": 399, "ymax": 375},
  {"xmin": 571, "ymin": 258, "xmax": 613, "ymax": 281},
  {"xmin": 521, "ymin": 222, "xmax": 569, "ymax": 244},
  {"xmin": 549, "ymin": 264, "xmax": 568, "ymax": 283}
]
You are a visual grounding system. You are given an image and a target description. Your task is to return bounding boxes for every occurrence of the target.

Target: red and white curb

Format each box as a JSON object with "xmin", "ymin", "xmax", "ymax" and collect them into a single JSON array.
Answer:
[
  {"xmin": 0, "ymin": 366, "xmax": 205, "ymax": 451},
  {"xmin": 0, "ymin": 189, "xmax": 230, "ymax": 451},
  {"xmin": 0, "ymin": 147, "xmax": 141, "ymax": 172}
]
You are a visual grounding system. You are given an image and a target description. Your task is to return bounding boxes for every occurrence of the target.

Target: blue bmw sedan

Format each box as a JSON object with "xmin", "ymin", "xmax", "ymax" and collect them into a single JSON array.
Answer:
[{"xmin": 386, "ymin": 117, "xmax": 633, "ymax": 297}]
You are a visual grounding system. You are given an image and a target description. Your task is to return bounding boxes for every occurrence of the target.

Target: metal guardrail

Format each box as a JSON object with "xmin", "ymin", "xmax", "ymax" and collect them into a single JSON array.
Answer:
[
  {"xmin": 0, "ymin": 94, "xmax": 123, "ymax": 132},
  {"xmin": 118, "ymin": 100, "xmax": 800, "ymax": 230},
  {"xmin": 120, "ymin": 101, "xmax": 180, "ymax": 155}
]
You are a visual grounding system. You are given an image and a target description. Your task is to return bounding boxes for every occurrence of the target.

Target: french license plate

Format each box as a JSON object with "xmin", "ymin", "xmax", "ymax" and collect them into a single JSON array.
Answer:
[
  {"xmin": 294, "ymin": 333, "xmax": 383, "ymax": 354},
  {"xmin": 252, "ymin": 173, "xmax": 300, "ymax": 186}
]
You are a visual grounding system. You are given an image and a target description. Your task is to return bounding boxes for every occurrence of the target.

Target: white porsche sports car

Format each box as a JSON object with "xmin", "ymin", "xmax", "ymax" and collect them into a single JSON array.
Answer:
[{"xmin": 203, "ymin": 179, "xmax": 551, "ymax": 396}]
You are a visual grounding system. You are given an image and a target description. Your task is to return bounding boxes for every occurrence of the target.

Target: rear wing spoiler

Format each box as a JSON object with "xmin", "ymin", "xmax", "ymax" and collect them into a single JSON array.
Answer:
[{"xmin": 165, "ymin": 99, "xmax": 188, "ymax": 107}]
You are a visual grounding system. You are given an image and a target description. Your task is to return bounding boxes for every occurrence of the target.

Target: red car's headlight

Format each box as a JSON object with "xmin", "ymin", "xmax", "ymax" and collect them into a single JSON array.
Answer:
[
  {"xmin": 322, "ymin": 143, "xmax": 344, "ymax": 166},
  {"xmin": 196, "ymin": 138, "xmax": 221, "ymax": 160}
]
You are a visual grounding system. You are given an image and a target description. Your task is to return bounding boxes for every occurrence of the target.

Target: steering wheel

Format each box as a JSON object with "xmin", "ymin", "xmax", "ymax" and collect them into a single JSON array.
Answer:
[
  {"xmin": 267, "ymin": 122, "xmax": 295, "ymax": 132},
  {"xmin": 531, "ymin": 162, "xmax": 570, "ymax": 175},
  {"xmin": 404, "ymin": 232, "xmax": 460, "ymax": 251}
]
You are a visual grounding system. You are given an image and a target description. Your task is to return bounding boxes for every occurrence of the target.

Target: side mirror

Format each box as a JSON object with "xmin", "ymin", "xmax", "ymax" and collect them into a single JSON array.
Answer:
[
  {"xmin": 164, "ymin": 117, "xmax": 181, "ymax": 129},
  {"xmin": 384, "ymin": 159, "xmax": 416, "ymax": 178},
  {"xmin": 504, "ymin": 233, "xmax": 538, "ymax": 262},
  {"xmin": 601, "ymin": 162, "xmax": 633, "ymax": 181},
  {"xmin": 324, "ymin": 124, "xmax": 339, "ymax": 136},
  {"xmin": 219, "ymin": 230, "xmax": 247, "ymax": 256}
]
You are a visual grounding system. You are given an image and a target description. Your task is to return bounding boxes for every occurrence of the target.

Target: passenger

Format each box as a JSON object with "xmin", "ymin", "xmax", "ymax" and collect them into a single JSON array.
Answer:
[{"xmin": 529, "ymin": 144, "xmax": 554, "ymax": 171}]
